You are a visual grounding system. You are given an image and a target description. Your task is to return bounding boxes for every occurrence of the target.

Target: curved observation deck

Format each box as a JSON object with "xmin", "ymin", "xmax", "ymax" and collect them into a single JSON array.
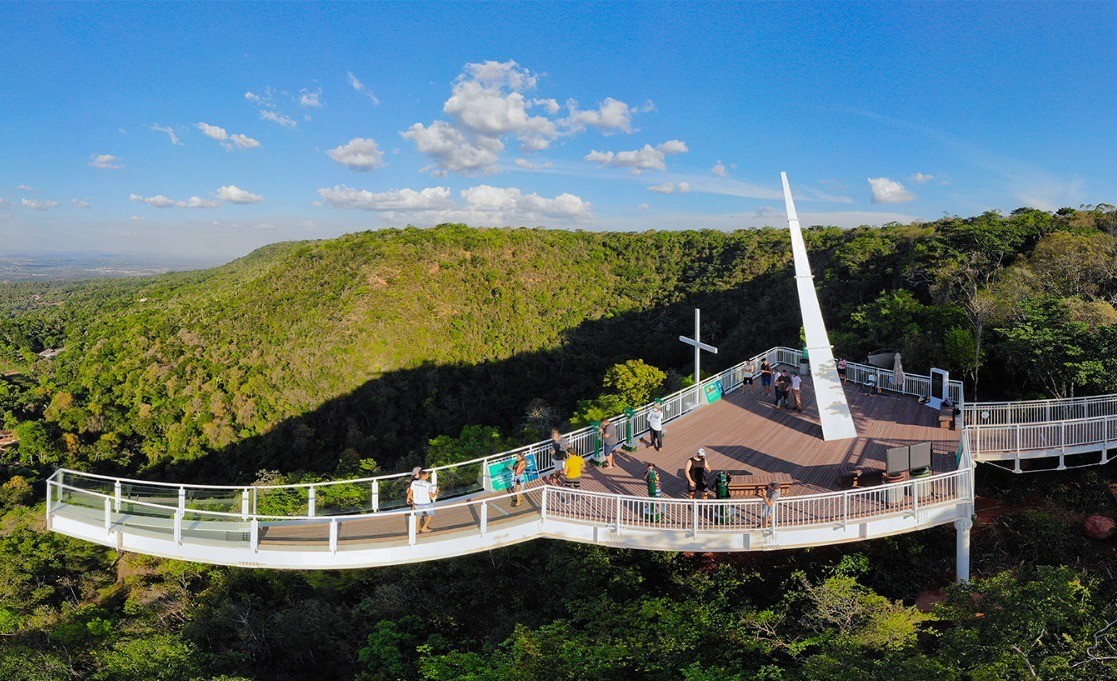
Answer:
[{"xmin": 47, "ymin": 348, "xmax": 977, "ymax": 575}]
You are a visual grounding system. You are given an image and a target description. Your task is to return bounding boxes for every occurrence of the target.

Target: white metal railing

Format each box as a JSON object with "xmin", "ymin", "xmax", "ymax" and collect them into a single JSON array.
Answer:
[
  {"xmin": 48, "ymin": 345, "xmax": 973, "ymax": 520},
  {"xmin": 48, "ymin": 466, "xmax": 971, "ymax": 554},
  {"xmin": 963, "ymin": 393, "xmax": 1117, "ymax": 427},
  {"xmin": 966, "ymin": 413, "xmax": 1117, "ymax": 462}
]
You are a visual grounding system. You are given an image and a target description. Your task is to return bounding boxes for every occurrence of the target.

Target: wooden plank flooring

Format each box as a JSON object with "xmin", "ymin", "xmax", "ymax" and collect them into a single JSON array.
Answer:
[{"xmin": 576, "ymin": 373, "xmax": 960, "ymax": 498}]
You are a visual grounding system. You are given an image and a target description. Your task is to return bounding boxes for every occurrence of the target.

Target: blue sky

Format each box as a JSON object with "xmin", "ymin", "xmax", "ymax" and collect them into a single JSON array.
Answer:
[{"xmin": 1, "ymin": 2, "xmax": 1114, "ymax": 262}]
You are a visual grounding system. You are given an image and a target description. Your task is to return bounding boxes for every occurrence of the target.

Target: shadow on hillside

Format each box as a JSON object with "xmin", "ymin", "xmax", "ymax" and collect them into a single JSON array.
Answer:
[{"xmin": 154, "ymin": 270, "xmax": 802, "ymax": 484}]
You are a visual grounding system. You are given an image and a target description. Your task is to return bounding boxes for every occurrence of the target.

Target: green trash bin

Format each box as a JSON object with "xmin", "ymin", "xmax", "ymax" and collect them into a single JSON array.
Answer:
[
  {"xmin": 910, "ymin": 467, "xmax": 933, "ymax": 502},
  {"xmin": 589, "ymin": 420, "xmax": 605, "ymax": 467}
]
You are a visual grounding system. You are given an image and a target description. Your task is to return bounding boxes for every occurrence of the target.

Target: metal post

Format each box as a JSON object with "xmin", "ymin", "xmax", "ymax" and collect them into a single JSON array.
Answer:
[
  {"xmin": 540, "ymin": 487, "xmax": 548, "ymax": 520},
  {"xmin": 371, "ymin": 481, "xmax": 379, "ymax": 512},
  {"xmin": 842, "ymin": 492, "xmax": 849, "ymax": 529},
  {"xmin": 955, "ymin": 516, "xmax": 972, "ymax": 582},
  {"xmin": 308, "ymin": 486, "xmax": 316, "ymax": 517},
  {"xmin": 45, "ymin": 481, "xmax": 53, "ymax": 530},
  {"xmin": 173, "ymin": 510, "xmax": 183, "ymax": 544},
  {"xmin": 252, "ymin": 487, "xmax": 258, "ymax": 515},
  {"xmin": 250, "ymin": 518, "xmax": 259, "ymax": 552},
  {"xmin": 694, "ymin": 309, "xmax": 701, "ymax": 389},
  {"xmin": 692, "ymin": 500, "xmax": 699, "ymax": 536},
  {"xmin": 329, "ymin": 519, "xmax": 338, "ymax": 553},
  {"xmin": 178, "ymin": 486, "xmax": 186, "ymax": 512},
  {"xmin": 408, "ymin": 512, "xmax": 417, "ymax": 546},
  {"xmin": 103, "ymin": 496, "xmax": 112, "ymax": 532},
  {"xmin": 615, "ymin": 496, "xmax": 622, "ymax": 534},
  {"xmin": 431, "ymin": 469, "xmax": 438, "ymax": 488},
  {"xmin": 241, "ymin": 489, "xmax": 250, "ymax": 518},
  {"xmin": 114, "ymin": 480, "xmax": 122, "ymax": 512},
  {"xmin": 480, "ymin": 501, "xmax": 488, "ymax": 535}
]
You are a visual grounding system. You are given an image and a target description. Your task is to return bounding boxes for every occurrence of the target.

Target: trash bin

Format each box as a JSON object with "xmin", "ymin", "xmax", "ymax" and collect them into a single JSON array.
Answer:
[
  {"xmin": 882, "ymin": 471, "xmax": 908, "ymax": 506},
  {"xmin": 910, "ymin": 467, "xmax": 933, "ymax": 502}
]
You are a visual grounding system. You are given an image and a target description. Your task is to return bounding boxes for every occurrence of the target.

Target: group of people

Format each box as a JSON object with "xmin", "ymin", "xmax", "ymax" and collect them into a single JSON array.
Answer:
[{"xmin": 746, "ymin": 359, "xmax": 803, "ymax": 412}]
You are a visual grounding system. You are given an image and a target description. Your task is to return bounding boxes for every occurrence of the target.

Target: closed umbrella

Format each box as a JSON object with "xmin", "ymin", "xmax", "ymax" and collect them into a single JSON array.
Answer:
[{"xmin": 892, "ymin": 352, "xmax": 905, "ymax": 392}]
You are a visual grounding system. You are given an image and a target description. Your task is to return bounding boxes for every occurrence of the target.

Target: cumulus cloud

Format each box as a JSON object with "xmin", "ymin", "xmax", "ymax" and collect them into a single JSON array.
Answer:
[
  {"xmin": 22, "ymin": 198, "xmax": 59, "ymax": 210},
  {"xmin": 259, "ymin": 110, "xmax": 295, "ymax": 128},
  {"xmin": 404, "ymin": 60, "xmax": 649, "ymax": 175},
  {"xmin": 71, "ymin": 199, "xmax": 90, "ymax": 208},
  {"xmin": 585, "ymin": 140, "xmax": 689, "ymax": 174},
  {"xmin": 327, "ymin": 138, "xmax": 386, "ymax": 171},
  {"xmin": 130, "ymin": 193, "xmax": 219, "ymax": 208},
  {"xmin": 347, "ymin": 71, "xmax": 381, "ymax": 105},
  {"xmin": 317, "ymin": 185, "xmax": 455, "ymax": 211},
  {"xmin": 17, "ymin": 184, "xmax": 32, "ymax": 191},
  {"xmin": 318, "ymin": 183, "xmax": 590, "ymax": 224},
  {"xmin": 89, "ymin": 153, "xmax": 123, "ymax": 169},
  {"xmin": 195, "ymin": 122, "xmax": 260, "ymax": 150},
  {"xmin": 217, "ymin": 185, "xmax": 264, "ymax": 204},
  {"xmin": 648, "ymin": 182, "xmax": 691, "ymax": 194},
  {"xmin": 299, "ymin": 88, "xmax": 323, "ymax": 108},
  {"xmin": 514, "ymin": 158, "xmax": 554, "ymax": 170},
  {"xmin": 711, "ymin": 161, "xmax": 728, "ymax": 177},
  {"xmin": 910, "ymin": 172, "xmax": 935, "ymax": 184},
  {"xmin": 151, "ymin": 124, "xmax": 183, "ymax": 145},
  {"xmin": 867, "ymin": 177, "xmax": 917, "ymax": 203}
]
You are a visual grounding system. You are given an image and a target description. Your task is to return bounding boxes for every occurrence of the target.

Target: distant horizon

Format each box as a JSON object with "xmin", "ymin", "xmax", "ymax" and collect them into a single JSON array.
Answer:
[{"xmin": 3, "ymin": 1, "xmax": 1114, "ymax": 259}]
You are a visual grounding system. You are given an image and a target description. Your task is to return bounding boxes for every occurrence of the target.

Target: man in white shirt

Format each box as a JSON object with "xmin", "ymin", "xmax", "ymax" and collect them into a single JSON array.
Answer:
[
  {"xmin": 790, "ymin": 372, "xmax": 803, "ymax": 412},
  {"xmin": 407, "ymin": 469, "xmax": 438, "ymax": 533},
  {"xmin": 647, "ymin": 404, "xmax": 664, "ymax": 451}
]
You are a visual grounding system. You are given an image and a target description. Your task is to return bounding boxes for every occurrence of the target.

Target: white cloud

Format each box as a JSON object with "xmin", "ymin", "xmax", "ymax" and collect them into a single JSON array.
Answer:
[
  {"xmin": 585, "ymin": 140, "xmax": 689, "ymax": 174},
  {"xmin": 648, "ymin": 182, "xmax": 691, "ymax": 194},
  {"xmin": 0, "ymin": 198, "xmax": 8, "ymax": 207},
  {"xmin": 259, "ymin": 109, "xmax": 296, "ymax": 128},
  {"xmin": 317, "ymin": 183, "xmax": 590, "ymax": 224},
  {"xmin": 22, "ymin": 198, "xmax": 59, "ymax": 210},
  {"xmin": 404, "ymin": 60, "xmax": 648, "ymax": 175},
  {"xmin": 217, "ymin": 185, "xmax": 264, "ymax": 204},
  {"xmin": 347, "ymin": 71, "xmax": 381, "ymax": 105},
  {"xmin": 868, "ymin": 177, "xmax": 917, "ymax": 203},
  {"xmin": 514, "ymin": 158, "xmax": 554, "ymax": 170},
  {"xmin": 17, "ymin": 184, "xmax": 32, "ymax": 191},
  {"xmin": 299, "ymin": 88, "xmax": 323, "ymax": 108},
  {"xmin": 130, "ymin": 193, "xmax": 219, "ymax": 208},
  {"xmin": 71, "ymin": 199, "xmax": 90, "ymax": 208},
  {"xmin": 151, "ymin": 124, "xmax": 183, "ymax": 145},
  {"xmin": 89, "ymin": 153, "xmax": 123, "ymax": 169},
  {"xmin": 711, "ymin": 161, "xmax": 728, "ymax": 177},
  {"xmin": 910, "ymin": 172, "xmax": 935, "ymax": 184},
  {"xmin": 638, "ymin": 202, "xmax": 649, "ymax": 210},
  {"xmin": 131, "ymin": 215, "xmax": 143, "ymax": 221},
  {"xmin": 401, "ymin": 121, "xmax": 503, "ymax": 176},
  {"xmin": 327, "ymin": 138, "xmax": 386, "ymax": 171},
  {"xmin": 195, "ymin": 122, "xmax": 260, "ymax": 150},
  {"xmin": 317, "ymin": 185, "xmax": 455, "ymax": 211}
]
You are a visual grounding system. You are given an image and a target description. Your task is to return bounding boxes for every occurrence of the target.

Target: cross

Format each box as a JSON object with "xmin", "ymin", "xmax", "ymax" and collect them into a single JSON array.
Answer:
[{"xmin": 679, "ymin": 308, "xmax": 718, "ymax": 393}]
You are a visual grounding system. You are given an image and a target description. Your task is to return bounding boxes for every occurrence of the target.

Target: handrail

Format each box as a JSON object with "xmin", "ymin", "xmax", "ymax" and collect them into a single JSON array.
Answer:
[{"xmin": 841, "ymin": 358, "xmax": 965, "ymax": 406}]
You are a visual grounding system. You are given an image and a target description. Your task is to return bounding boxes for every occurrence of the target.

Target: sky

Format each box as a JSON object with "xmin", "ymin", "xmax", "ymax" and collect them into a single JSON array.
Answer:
[{"xmin": 1, "ymin": 2, "xmax": 1114, "ymax": 263}]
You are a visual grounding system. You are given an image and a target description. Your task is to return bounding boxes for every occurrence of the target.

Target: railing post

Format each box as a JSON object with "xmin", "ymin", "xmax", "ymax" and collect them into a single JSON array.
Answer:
[
  {"xmin": 431, "ymin": 469, "xmax": 438, "ymax": 488},
  {"xmin": 371, "ymin": 481, "xmax": 379, "ymax": 512},
  {"xmin": 912, "ymin": 480, "xmax": 920, "ymax": 516},
  {"xmin": 252, "ymin": 487, "xmax": 258, "ymax": 515},
  {"xmin": 241, "ymin": 488, "xmax": 250, "ymax": 518},
  {"xmin": 842, "ymin": 491, "xmax": 849, "ymax": 529},
  {"xmin": 480, "ymin": 501, "xmax": 488, "ymax": 535},
  {"xmin": 1058, "ymin": 422, "xmax": 1067, "ymax": 470},
  {"xmin": 540, "ymin": 487, "xmax": 548, "ymax": 520},
  {"xmin": 173, "ymin": 510, "xmax": 183, "ymax": 544},
  {"xmin": 408, "ymin": 512, "xmax": 417, "ymax": 546},
  {"xmin": 45, "ymin": 481, "xmax": 53, "ymax": 530},
  {"xmin": 615, "ymin": 495, "xmax": 622, "ymax": 534},
  {"xmin": 308, "ymin": 486, "xmax": 316, "ymax": 517},
  {"xmin": 691, "ymin": 500, "xmax": 699, "ymax": 536},
  {"xmin": 178, "ymin": 486, "xmax": 186, "ymax": 512},
  {"xmin": 329, "ymin": 519, "xmax": 338, "ymax": 553},
  {"xmin": 103, "ymin": 496, "xmax": 112, "ymax": 533},
  {"xmin": 114, "ymin": 480, "xmax": 122, "ymax": 513},
  {"xmin": 250, "ymin": 518, "xmax": 259, "ymax": 552}
]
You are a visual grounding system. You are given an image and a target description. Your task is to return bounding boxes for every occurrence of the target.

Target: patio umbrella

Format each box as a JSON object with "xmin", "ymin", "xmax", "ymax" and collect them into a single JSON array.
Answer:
[{"xmin": 892, "ymin": 352, "xmax": 905, "ymax": 392}]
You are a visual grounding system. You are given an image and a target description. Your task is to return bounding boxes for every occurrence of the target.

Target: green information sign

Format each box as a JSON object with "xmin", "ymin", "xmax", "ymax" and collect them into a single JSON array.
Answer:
[
  {"xmin": 486, "ymin": 453, "xmax": 540, "ymax": 492},
  {"xmin": 704, "ymin": 380, "xmax": 723, "ymax": 404}
]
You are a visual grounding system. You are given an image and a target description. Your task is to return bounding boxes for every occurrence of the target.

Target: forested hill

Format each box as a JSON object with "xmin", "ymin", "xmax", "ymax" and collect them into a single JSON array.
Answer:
[{"xmin": 3, "ymin": 208, "xmax": 1117, "ymax": 486}]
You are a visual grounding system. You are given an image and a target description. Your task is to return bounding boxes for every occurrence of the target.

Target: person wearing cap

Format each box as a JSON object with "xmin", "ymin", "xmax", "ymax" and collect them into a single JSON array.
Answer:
[
  {"xmin": 646, "ymin": 403, "xmax": 664, "ymax": 451},
  {"xmin": 407, "ymin": 469, "xmax": 438, "ymax": 533},
  {"xmin": 760, "ymin": 480, "xmax": 781, "ymax": 528},
  {"xmin": 685, "ymin": 448, "xmax": 710, "ymax": 499}
]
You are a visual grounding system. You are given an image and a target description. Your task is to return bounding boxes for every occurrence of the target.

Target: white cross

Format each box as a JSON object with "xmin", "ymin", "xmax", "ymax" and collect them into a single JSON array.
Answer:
[{"xmin": 679, "ymin": 308, "xmax": 718, "ymax": 392}]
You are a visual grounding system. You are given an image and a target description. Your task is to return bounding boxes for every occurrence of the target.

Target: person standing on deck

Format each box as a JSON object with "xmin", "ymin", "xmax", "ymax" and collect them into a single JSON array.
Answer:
[
  {"xmin": 563, "ymin": 448, "xmax": 585, "ymax": 487},
  {"xmin": 407, "ymin": 469, "xmax": 438, "ymax": 533},
  {"xmin": 644, "ymin": 462, "xmax": 663, "ymax": 519},
  {"xmin": 760, "ymin": 360, "xmax": 774, "ymax": 395},
  {"xmin": 549, "ymin": 429, "xmax": 567, "ymax": 483},
  {"xmin": 837, "ymin": 357, "xmax": 848, "ymax": 384},
  {"xmin": 511, "ymin": 451, "xmax": 528, "ymax": 507},
  {"xmin": 760, "ymin": 481, "xmax": 781, "ymax": 529},
  {"xmin": 646, "ymin": 403, "xmax": 664, "ymax": 451},
  {"xmin": 790, "ymin": 371, "xmax": 803, "ymax": 412},
  {"xmin": 601, "ymin": 419, "xmax": 620, "ymax": 469},
  {"xmin": 685, "ymin": 448, "xmax": 710, "ymax": 499},
  {"xmin": 742, "ymin": 359, "xmax": 755, "ymax": 389},
  {"xmin": 774, "ymin": 370, "xmax": 791, "ymax": 410}
]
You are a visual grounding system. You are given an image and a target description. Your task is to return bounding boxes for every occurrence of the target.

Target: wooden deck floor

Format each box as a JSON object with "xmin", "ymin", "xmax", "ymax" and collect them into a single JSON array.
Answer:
[{"xmin": 576, "ymin": 373, "xmax": 960, "ymax": 498}]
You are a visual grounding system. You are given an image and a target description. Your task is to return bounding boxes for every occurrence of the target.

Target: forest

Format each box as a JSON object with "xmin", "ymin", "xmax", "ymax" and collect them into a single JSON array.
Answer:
[{"xmin": 2, "ymin": 205, "xmax": 1117, "ymax": 679}]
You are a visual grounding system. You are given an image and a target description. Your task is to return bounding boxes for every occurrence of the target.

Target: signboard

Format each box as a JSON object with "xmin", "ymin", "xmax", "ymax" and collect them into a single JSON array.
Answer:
[
  {"xmin": 704, "ymin": 380, "xmax": 723, "ymax": 404},
  {"xmin": 486, "ymin": 453, "xmax": 540, "ymax": 492},
  {"xmin": 928, "ymin": 368, "xmax": 949, "ymax": 409}
]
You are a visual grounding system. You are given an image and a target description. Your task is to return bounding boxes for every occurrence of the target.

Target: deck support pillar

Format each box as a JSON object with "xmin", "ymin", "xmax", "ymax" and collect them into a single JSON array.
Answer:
[{"xmin": 955, "ymin": 516, "xmax": 972, "ymax": 582}]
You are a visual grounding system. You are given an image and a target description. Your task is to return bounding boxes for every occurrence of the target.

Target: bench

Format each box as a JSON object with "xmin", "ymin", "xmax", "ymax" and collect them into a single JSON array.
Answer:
[
  {"xmin": 723, "ymin": 471, "xmax": 793, "ymax": 498},
  {"xmin": 938, "ymin": 406, "xmax": 954, "ymax": 430}
]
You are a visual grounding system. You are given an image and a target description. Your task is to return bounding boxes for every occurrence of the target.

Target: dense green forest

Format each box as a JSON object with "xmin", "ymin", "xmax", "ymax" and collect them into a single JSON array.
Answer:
[{"xmin": 2, "ymin": 207, "xmax": 1117, "ymax": 679}]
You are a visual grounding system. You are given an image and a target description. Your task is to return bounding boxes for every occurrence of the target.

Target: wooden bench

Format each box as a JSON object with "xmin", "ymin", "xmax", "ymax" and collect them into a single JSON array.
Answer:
[
  {"xmin": 938, "ymin": 406, "xmax": 954, "ymax": 430},
  {"xmin": 723, "ymin": 471, "xmax": 793, "ymax": 498}
]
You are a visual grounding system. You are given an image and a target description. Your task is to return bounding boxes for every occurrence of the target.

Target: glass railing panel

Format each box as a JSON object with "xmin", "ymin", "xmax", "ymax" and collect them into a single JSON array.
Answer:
[{"xmin": 316, "ymin": 482, "xmax": 375, "ymax": 516}]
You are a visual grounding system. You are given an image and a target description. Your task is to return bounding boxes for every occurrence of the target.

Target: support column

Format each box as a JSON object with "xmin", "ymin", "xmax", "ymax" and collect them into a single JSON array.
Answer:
[{"xmin": 955, "ymin": 516, "xmax": 973, "ymax": 582}]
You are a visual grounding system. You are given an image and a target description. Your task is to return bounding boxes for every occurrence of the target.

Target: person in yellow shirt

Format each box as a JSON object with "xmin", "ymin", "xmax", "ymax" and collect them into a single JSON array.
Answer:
[{"xmin": 563, "ymin": 448, "xmax": 585, "ymax": 486}]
